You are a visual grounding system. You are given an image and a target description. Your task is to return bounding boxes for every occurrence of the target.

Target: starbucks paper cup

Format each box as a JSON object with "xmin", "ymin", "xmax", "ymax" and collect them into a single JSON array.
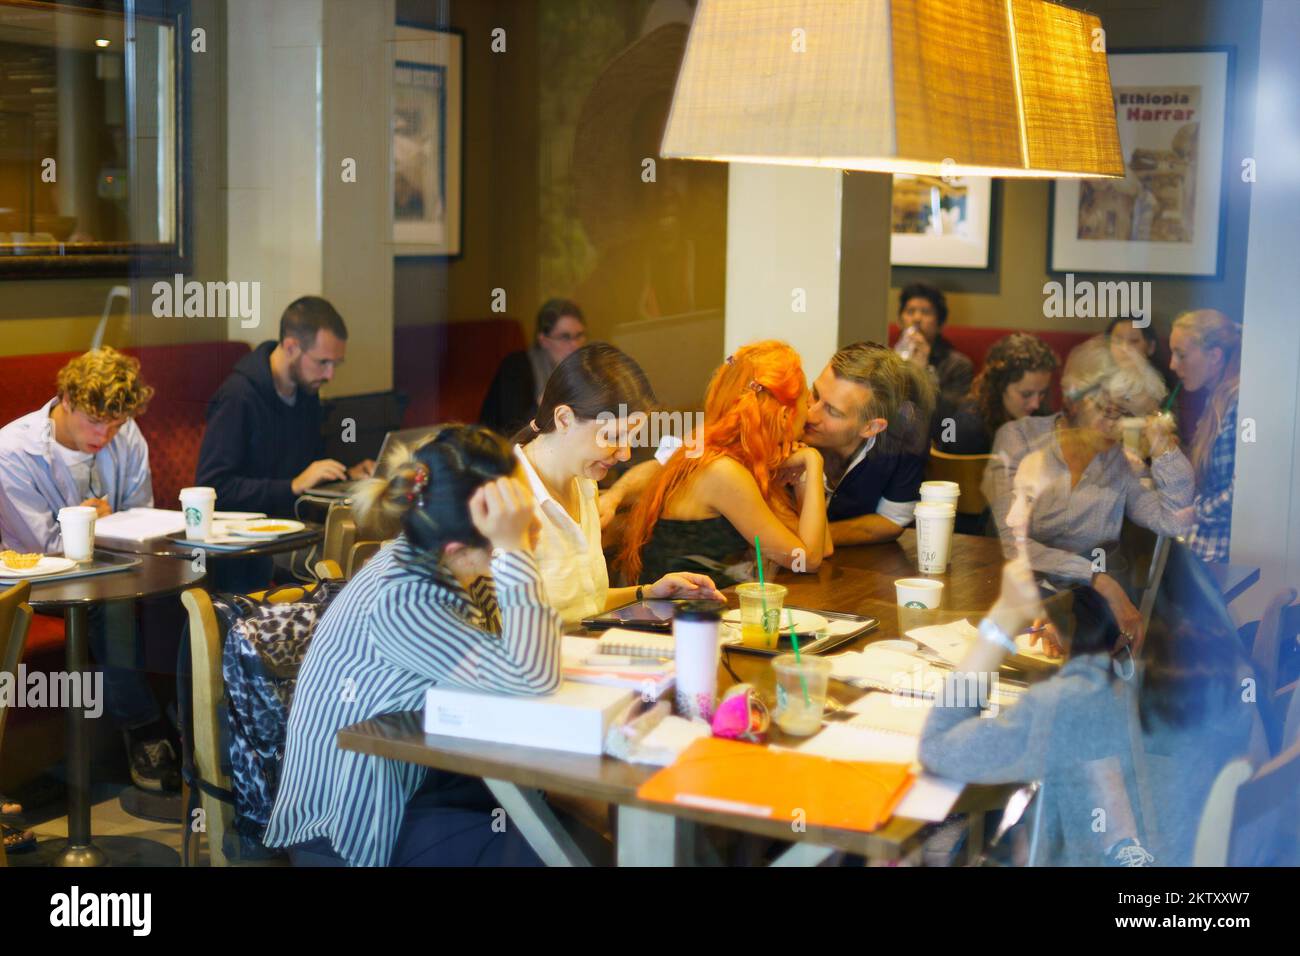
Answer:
[
  {"xmin": 179, "ymin": 486, "xmax": 217, "ymax": 541},
  {"xmin": 895, "ymin": 577, "xmax": 945, "ymax": 609},
  {"xmin": 57, "ymin": 506, "xmax": 97, "ymax": 562},
  {"xmin": 914, "ymin": 500, "xmax": 956, "ymax": 575},
  {"xmin": 920, "ymin": 480, "xmax": 961, "ymax": 508}
]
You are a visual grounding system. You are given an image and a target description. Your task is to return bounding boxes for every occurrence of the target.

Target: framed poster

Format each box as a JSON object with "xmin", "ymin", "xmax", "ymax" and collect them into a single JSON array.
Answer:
[
  {"xmin": 890, "ymin": 175, "xmax": 992, "ymax": 269},
  {"xmin": 391, "ymin": 26, "xmax": 463, "ymax": 257},
  {"xmin": 1050, "ymin": 48, "xmax": 1231, "ymax": 277}
]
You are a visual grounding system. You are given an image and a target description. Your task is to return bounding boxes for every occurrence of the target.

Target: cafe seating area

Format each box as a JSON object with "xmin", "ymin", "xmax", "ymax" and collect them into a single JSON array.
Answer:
[{"xmin": 0, "ymin": 2, "xmax": 1298, "ymax": 921}]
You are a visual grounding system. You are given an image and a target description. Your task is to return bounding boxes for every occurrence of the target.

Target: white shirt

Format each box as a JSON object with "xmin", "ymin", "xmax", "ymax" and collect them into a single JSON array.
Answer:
[
  {"xmin": 514, "ymin": 444, "xmax": 609, "ymax": 625},
  {"xmin": 52, "ymin": 440, "xmax": 97, "ymax": 501}
]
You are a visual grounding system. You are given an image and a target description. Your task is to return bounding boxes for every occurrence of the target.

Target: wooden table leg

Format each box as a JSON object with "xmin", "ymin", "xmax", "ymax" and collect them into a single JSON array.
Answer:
[
  {"xmin": 616, "ymin": 806, "xmax": 682, "ymax": 866},
  {"xmin": 482, "ymin": 779, "xmax": 593, "ymax": 866},
  {"xmin": 54, "ymin": 604, "xmax": 106, "ymax": 867}
]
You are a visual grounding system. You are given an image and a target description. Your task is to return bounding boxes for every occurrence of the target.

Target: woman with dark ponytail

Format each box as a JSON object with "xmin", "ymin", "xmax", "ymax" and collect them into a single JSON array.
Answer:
[
  {"xmin": 514, "ymin": 342, "xmax": 721, "ymax": 624},
  {"xmin": 263, "ymin": 425, "xmax": 561, "ymax": 867}
]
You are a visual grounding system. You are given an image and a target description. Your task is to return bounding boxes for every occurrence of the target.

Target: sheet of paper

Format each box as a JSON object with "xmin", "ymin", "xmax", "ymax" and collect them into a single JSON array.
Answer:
[
  {"xmin": 1014, "ymin": 632, "xmax": 1063, "ymax": 664},
  {"xmin": 906, "ymin": 619, "xmax": 979, "ymax": 665},
  {"xmin": 795, "ymin": 723, "xmax": 919, "ymax": 764},
  {"xmin": 846, "ymin": 691, "xmax": 934, "ymax": 736},
  {"xmin": 827, "ymin": 647, "xmax": 944, "ymax": 695},
  {"xmin": 893, "ymin": 774, "xmax": 964, "ymax": 822},
  {"xmin": 94, "ymin": 508, "xmax": 186, "ymax": 541}
]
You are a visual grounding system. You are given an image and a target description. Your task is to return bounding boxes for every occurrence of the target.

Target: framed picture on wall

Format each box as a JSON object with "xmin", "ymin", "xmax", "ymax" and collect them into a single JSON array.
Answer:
[
  {"xmin": 890, "ymin": 175, "xmax": 993, "ymax": 269},
  {"xmin": 391, "ymin": 26, "xmax": 463, "ymax": 258},
  {"xmin": 1049, "ymin": 48, "xmax": 1232, "ymax": 277}
]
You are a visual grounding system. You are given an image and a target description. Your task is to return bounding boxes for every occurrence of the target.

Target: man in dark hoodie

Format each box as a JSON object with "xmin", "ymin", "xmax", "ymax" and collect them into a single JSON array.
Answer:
[{"xmin": 197, "ymin": 296, "xmax": 373, "ymax": 517}]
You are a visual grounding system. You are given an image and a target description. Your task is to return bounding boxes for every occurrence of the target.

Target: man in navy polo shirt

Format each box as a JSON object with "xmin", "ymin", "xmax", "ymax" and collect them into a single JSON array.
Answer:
[{"xmin": 803, "ymin": 342, "xmax": 935, "ymax": 545}]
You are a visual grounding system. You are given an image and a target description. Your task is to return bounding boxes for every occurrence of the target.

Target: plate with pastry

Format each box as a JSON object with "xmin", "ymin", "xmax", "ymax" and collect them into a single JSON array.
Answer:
[
  {"xmin": 0, "ymin": 551, "xmax": 78, "ymax": 578},
  {"xmin": 223, "ymin": 519, "xmax": 307, "ymax": 539}
]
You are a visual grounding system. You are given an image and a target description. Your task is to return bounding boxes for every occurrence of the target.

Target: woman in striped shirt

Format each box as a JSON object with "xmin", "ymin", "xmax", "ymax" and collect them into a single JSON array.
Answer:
[{"xmin": 263, "ymin": 425, "xmax": 562, "ymax": 866}]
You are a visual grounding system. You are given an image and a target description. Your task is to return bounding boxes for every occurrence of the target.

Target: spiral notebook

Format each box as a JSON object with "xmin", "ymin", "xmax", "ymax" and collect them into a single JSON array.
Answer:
[{"xmin": 594, "ymin": 628, "xmax": 677, "ymax": 659}]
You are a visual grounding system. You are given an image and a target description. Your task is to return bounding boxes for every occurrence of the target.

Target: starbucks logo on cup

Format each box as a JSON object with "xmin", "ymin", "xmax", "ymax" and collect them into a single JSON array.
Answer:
[
  {"xmin": 185, "ymin": 506, "xmax": 202, "ymax": 527},
  {"xmin": 762, "ymin": 608, "xmax": 781, "ymax": 633},
  {"xmin": 904, "ymin": 600, "xmax": 928, "ymax": 609}
]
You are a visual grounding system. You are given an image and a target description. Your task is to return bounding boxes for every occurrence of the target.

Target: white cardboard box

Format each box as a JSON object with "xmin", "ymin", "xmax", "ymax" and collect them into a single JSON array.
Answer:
[{"xmin": 423, "ymin": 681, "xmax": 635, "ymax": 756}]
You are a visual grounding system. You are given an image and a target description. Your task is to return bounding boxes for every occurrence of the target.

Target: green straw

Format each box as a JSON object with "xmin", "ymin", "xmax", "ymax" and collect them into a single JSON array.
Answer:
[
  {"xmin": 788, "ymin": 610, "xmax": 811, "ymax": 705},
  {"xmin": 754, "ymin": 535, "xmax": 768, "ymax": 624},
  {"xmin": 1163, "ymin": 381, "xmax": 1181, "ymax": 412}
]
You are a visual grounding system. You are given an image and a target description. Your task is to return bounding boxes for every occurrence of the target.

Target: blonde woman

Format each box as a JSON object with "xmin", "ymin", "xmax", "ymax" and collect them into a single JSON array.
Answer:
[
  {"xmin": 1169, "ymin": 310, "xmax": 1242, "ymax": 562},
  {"xmin": 984, "ymin": 336, "xmax": 1194, "ymax": 649}
]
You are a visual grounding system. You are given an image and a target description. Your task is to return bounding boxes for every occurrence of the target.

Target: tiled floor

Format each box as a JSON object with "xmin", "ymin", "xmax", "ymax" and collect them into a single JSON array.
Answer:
[{"xmin": 7, "ymin": 784, "xmax": 207, "ymax": 867}]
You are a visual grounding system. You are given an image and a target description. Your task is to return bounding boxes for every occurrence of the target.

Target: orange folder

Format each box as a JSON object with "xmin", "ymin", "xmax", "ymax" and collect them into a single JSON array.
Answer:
[{"xmin": 636, "ymin": 737, "xmax": 915, "ymax": 833}]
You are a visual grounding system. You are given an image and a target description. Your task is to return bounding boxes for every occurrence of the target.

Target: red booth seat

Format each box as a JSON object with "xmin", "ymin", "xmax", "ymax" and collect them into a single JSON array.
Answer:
[
  {"xmin": 888, "ymin": 324, "xmax": 1101, "ymax": 409},
  {"xmin": 0, "ymin": 340, "xmax": 249, "ymax": 662},
  {"xmin": 394, "ymin": 319, "xmax": 526, "ymax": 427}
]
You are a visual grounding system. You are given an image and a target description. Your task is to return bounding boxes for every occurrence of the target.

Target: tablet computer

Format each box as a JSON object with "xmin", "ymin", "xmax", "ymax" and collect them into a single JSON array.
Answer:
[{"xmin": 581, "ymin": 599, "xmax": 694, "ymax": 633}]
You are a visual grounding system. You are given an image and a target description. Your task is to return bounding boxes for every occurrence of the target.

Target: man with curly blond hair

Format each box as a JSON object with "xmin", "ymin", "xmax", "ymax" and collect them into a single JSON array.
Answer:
[{"xmin": 0, "ymin": 347, "xmax": 180, "ymax": 792}]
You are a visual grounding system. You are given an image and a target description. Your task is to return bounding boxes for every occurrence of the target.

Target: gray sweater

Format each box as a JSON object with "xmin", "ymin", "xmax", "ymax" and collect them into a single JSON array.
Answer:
[{"xmin": 919, "ymin": 653, "xmax": 1264, "ymax": 866}]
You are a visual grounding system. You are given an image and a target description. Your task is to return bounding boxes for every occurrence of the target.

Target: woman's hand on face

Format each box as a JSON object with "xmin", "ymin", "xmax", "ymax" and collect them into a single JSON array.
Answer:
[
  {"xmin": 646, "ymin": 572, "xmax": 724, "ymax": 603},
  {"xmin": 469, "ymin": 477, "xmax": 536, "ymax": 552},
  {"xmin": 1093, "ymin": 572, "xmax": 1145, "ymax": 654},
  {"xmin": 780, "ymin": 444, "xmax": 824, "ymax": 478}
]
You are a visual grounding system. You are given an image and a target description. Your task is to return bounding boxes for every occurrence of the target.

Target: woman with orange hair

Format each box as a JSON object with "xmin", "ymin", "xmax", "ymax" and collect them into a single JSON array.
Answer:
[{"xmin": 618, "ymin": 341, "xmax": 828, "ymax": 587}]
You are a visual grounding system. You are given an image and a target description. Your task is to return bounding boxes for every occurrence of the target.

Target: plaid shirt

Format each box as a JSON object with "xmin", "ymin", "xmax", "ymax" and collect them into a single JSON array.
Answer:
[{"xmin": 1186, "ymin": 400, "xmax": 1237, "ymax": 563}]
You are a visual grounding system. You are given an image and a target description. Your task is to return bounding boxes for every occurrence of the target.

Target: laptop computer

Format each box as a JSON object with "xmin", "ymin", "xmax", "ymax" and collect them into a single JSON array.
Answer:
[{"xmin": 308, "ymin": 425, "xmax": 443, "ymax": 500}]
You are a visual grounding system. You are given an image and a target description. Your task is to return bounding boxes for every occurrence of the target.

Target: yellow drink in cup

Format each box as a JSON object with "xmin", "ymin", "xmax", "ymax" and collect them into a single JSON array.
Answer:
[
  {"xmin": 735, "ymin": 582, "xmax": 787, "ymax": 650},
  {"xmin": 772, "ymin": 654, "xmax": 832, "ymax": 735}
]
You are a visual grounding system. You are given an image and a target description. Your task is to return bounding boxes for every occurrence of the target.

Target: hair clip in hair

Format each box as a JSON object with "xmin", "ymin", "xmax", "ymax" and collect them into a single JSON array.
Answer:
[
  {"xmin": 725, "ymin": 354, "xmax": 736, "ymax": 366},
  {"xmin": 407, "ymin": 463, "xmax": 430, "ymax": 504},
  {"xmin": 529, "ymin": 419, "xmax": 541, "ymax": 433},
  {"xmin": 747, "ymin": 380, "xmax": 763, "ymax": 394}
]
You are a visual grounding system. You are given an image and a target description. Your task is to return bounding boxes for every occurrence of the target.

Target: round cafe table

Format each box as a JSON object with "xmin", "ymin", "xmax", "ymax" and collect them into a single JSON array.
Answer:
[{"xmin": 22, "ymin": 553, "xmax": 207, "ymax": 867}]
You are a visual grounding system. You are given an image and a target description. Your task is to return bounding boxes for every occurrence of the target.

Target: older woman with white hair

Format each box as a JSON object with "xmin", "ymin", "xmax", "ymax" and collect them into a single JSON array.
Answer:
[{"xmin": 983, "ymin": 335, "xmax": 1194, "ymax": 648}]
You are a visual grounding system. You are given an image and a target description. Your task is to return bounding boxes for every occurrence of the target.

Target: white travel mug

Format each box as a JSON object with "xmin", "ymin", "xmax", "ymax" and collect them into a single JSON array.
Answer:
[
  {"xmin": 914, "ymin": 500, "xmax": 957, "ymax": 575},
  {"xmin": 179, "ymin": 486, "xmax": 217, "ymax": 541},
  {"xmin": 58, "ymin": 505, "xmax": 98, "ymax": 562},
  {"xmin": 673, "ymin": 601, "xmax": 723, "ymax": 722}
]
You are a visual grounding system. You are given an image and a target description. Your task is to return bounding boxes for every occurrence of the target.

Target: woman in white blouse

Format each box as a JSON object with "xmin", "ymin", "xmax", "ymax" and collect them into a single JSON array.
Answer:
[{"xmin": 511, "ymin": 343, "xmax": 722, "ymax": 625}]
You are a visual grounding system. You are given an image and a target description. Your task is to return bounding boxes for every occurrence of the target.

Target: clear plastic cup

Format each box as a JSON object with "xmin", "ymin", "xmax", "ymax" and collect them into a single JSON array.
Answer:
[
  {"xmin": 735, "ymin": 582, "xmax": 787, "ymax": 650},
  {"xmin": 771, "ymin": 654, "xmax": 832, "ymax": 736}
]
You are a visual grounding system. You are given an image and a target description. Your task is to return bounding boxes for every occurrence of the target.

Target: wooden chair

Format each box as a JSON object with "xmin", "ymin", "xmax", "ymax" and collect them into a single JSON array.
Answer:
[
  {"xmin": 180, "ymin": 582, "xmax": 314, "ymax": 866},
  {"xmin": 347, "ymin": 541, "xmax": 382, "ymax": 578},
  {"xmin": 0, "ymin": 582, "xmax": 34, "ymax": 868},
  {"xmin": 321, "ymin": 502, "xmax": 358, "ymax": 569},
  {"xmin": 925, "ymin": 447, "xmax": 992, "ymax": 518},
  {"xmin": 1192, "ymin": 740, "xmax": 1300, "ymax": 866},
  {"xmin": 314, "ymin": 559, "xmax": 344, "ymax": 582}
]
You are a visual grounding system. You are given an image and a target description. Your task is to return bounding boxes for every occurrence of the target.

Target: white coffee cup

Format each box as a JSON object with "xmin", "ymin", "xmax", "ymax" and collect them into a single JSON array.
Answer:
[
  {"xmin": 920, "ymin": 480, "xmax": 962, "ymax": 507},
  {"xmin": 914, "ymin": 500, "xmax": 957, "ymax": 574},
  {"xmin": 895, "ymin": 577, "xmax": 944, "ymax": 609},
  {"xmin": 673, "ymin": 603, "xmax": 722, "ymax": 721},
  {"xmin": 58, "ymin": 506, "xmax": 98, "ymax": 562},
  {"xmin": 179, "ymin": 486, "xmax": 217, "ymax": 541}
]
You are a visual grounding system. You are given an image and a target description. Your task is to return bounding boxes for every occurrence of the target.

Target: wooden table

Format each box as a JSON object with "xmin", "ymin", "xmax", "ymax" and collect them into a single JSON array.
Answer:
[
  {"xmin": 338, "ymin": 531, "xmax": 1016, "ymax": 866},
  {"xmin": 22, "ymin": 553, "xmax": 207, "ymax": 867}
]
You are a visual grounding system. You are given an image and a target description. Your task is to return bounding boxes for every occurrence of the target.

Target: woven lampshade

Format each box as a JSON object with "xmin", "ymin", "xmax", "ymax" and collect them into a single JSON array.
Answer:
[{"xmin": 661, "ymin": 0, "xmax": 1124, "ymax": 178}]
